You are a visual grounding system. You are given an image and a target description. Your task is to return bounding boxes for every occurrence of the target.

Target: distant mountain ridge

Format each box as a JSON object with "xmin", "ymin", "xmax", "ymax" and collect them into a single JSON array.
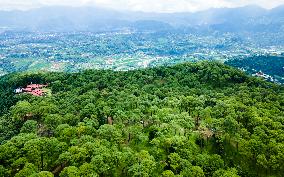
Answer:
[{"xmin": 0, "ymin": 5, "xmax": 283, "ymax": 32}]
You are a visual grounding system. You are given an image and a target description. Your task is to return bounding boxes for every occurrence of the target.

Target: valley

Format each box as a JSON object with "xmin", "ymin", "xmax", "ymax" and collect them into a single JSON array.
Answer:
[{"xmin": 0, "ymin": 31, "xmax": 283, "ymax": 82}]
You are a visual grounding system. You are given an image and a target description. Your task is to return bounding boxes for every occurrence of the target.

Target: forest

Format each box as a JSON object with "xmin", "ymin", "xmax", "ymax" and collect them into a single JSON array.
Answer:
[
  {"xmin": 0, "ymin": 61, "xmax": 283, "ymax": 177},
  {"xmin": 225, "ymin": 56, "xmax": 284, "ymax": 83}
]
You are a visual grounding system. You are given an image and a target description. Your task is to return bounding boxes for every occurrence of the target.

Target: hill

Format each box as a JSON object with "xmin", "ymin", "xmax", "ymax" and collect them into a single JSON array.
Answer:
[
  {"xmin": 225, "ymin": 56, "xmax": 284, "ymax": 84},
  {"xmin": 0, "ymin": 62, "xmax": 283, "ymax": 177}
]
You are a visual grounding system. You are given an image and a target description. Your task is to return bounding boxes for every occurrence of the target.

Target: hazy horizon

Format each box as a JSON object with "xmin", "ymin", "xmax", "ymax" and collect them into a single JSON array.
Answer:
[{"xmin": 0, "ymin": 0, "xmax": 284, "ymax": 13}]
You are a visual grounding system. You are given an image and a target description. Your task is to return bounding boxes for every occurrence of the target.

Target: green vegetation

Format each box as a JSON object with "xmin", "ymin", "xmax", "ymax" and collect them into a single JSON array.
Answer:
[
  {"xmin": 42, "ymin": 88, "xmax": 52, "ymax": 97},
  {"xmin": 225, "ymin": 55, "xmax": 284, "ymax": 83},
  {"xmin": 1, "ymin": 31, "xmax": 284, "ymax": 74},
  {"xmin": 0, "ymin": 61, "xmax": 283, "ymax": 177}
]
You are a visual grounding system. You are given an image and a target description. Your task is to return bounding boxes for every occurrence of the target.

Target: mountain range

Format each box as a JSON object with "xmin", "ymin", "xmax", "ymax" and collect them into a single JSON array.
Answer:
[{"xmin": 0, "ymin": 5, "xmax": 284, "ymax": 32}]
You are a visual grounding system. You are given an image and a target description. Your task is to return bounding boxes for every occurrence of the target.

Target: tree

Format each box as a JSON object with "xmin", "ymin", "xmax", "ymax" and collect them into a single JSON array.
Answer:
[
  {"xmin": 24, "ymin": 137, "xmax": 66, "ymax": 171},
  {"xmin": 0, "ymin": 133, "xmax": 37, "ymax": 168},
  {"xmin": 256, "ymin": 154, "xmax": 268, "ymax": 175},
  {"xmin": 44, "ymin": 114, "xmax": 63, "ymax": 130},
  {"xmin": 79, "ymin": 163, "xmax": 98, "ymax": 177},
  {"xmin": 60, "ymin": 166, "xmax": 79, "ymax": 177},
  {"xmin": 34, "ymin": 100, "xmax": 59, "ymax": 117},
  {"xmin": 128, "ymin": 151, "xmax": 156, "ymax": 177},
  {"xmin": 21, "ymin": 120, "xmax": 38, "ymax": 133},
  {"xmin": 168, "ymin": 153, "xmax": 182, "ymax": 174},
  {"xmin": 31, "ymin": 171, "xmax": 54, "ymax": 177},
  {"xmin": 80, "ymin": 103, "xmax": 97, "ymax": 119},
  {"xmin": 97, "ymin": 124, "xmax": 123, "ymax": 144},
  {"xmin": 180, "ymin": 166, "xmax": 205, "ymax": 177},
  {"xmin": 15, "ymin": 163, "xmax": 38, "ymax": 177},
  {"xmin": 161, "ymin": 170, "xmax": 175, "ymax": 177},
  {"xmin": 126, "ymin": 124, "xmax": 148, "ymax": 145},
  {"xmin": 62, "ymin": 113, "xmax": 80, "ymax": 126},
  {"xmin": 57, "ymin": 146, "xmax": 88, "ymax": 167},
  {"xmin": 0, "ymin": 114, "xmax": 24, "ymax": 142},
  {"xmin": 213, "ymin": 168, "xmax": 240, "ymax": 177},
  {"xmin": 0, "ymin": 165, "xmax": 8, "ymax": 177},
  {"xmin": 195, "ymin": 154, "xmax": 224, "ymax": 176},
  {"xmin": 55, "ymin": 124, "xmax": 77, "ymax": 143},
  {"xmin": 11, "ymin": 101, "xmax": 32, "ymax": 121}
]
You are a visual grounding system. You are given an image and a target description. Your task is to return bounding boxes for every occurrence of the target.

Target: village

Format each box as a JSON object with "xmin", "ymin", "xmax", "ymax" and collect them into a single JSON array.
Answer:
[
  {"xmin": 1, "ymin": 31, "xmax": 284, "ymax": 75},
  {"xmin": 15, "ymin": 84, "xmax": 49, "ymax": 96}
]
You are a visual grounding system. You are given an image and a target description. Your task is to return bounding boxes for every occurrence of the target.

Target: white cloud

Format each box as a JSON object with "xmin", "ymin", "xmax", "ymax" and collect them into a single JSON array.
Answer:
[{"xmin": 0, "ymin": 0, "xmax": 283, "ymax": 12}]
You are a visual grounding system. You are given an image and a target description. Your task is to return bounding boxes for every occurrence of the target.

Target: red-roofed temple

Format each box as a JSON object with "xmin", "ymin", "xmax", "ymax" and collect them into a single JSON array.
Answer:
[{"xmin": 16, "ymin": 84, "xmax": 48, "ymax": 96}]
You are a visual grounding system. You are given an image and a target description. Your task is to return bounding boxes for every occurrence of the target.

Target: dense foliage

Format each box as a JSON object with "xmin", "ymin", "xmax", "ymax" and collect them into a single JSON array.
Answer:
[
  {"xmin": 0, "ymin": 61, "xmax": 283, "ymax": 177},
  {"xmin": 225, "ymin": 55, "xmax": 284, "ymax": 83}
]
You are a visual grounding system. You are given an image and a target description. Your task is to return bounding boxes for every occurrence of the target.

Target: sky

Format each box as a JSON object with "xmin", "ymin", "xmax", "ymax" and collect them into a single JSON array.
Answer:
[{"xmin": 0, "ymin": 0, "xmax": 284, "ymax": 12}]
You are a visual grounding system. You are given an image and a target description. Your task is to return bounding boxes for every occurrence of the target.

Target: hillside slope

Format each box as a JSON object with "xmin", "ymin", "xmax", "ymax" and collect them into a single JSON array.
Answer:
[
  {"xmin": 225, "ymin": 55, "xmax": 284, "ymax": 83},
  {"xmin": 0, "ymin": 62, "xmax": 283, "ymax": 177}
]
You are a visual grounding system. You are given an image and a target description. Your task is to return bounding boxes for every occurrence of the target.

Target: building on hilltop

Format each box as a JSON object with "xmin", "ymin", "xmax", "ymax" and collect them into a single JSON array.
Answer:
[
  {"xmin": 15, "ymin": 83, "xmax": 48, "ymax": 97},
  {"xmin": 14, "ymin": 88, "xmax": 23, "ymax": 93},
  {"xmin": 26, "ymin": 84, "xmax": 48, "ymax": 89}
]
